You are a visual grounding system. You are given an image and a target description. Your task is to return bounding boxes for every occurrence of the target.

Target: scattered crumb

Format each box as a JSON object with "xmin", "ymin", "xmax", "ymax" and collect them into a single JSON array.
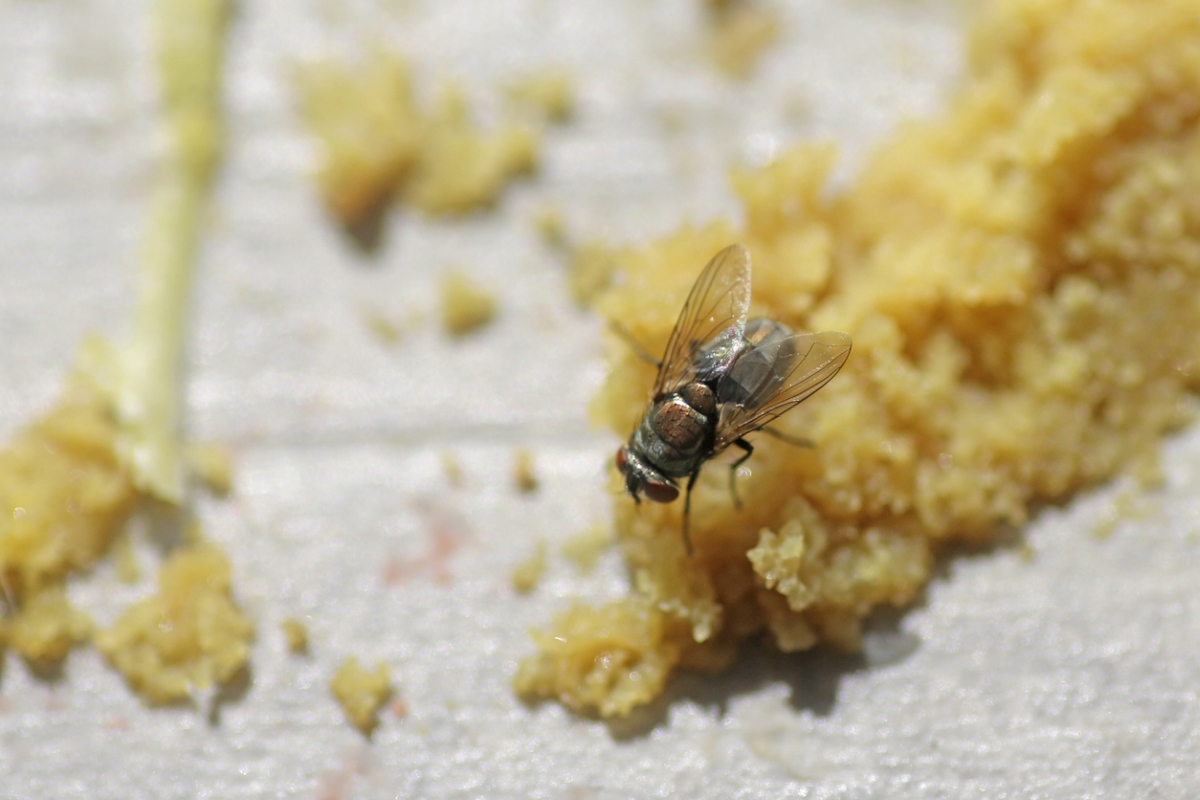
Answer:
[
  {"xmin": 706, "ymin": 1, "xmax": 781, "ymax": 78},
  {"xmin": 7, "ymin": 589, "xmax": 93, "ymax": 667},
  {"xmin": 389, "ymin": 696, "xmax": 409, "ymax": 718},
  {"xmin": 513, "ymin": 448, "xmax": 539, "ymax": 494},
  {"xmin": 560, "ymin": 524, "xmax": 612, "ymax": 574},
  {"xmin": 519, "ymin": 0, "xmax": 1200, "ymax": 717},
  {"xmin": 1093, "ymin": 487, "xmax": 1157, "ymax": 540},
  {"xmin": 187, "ymin": 442, "xmax": 234, "ymax": 496},
  {"xmin": 95, "ymin": 542, "xmax": 255, "ymax": 705},
  {"xmin": 1017, "ymin": 542, "xmax": 1037, "ymax": 564},
  {"xmin": 360, "ymin": 305, "xmax": 406, "ymax": 346},
  {"xmin": 440, "ymin": 269, "xmax": 498, "ymax": 337},
  {"xmin": 566, "ymin": 242, "xmax": 621, "ymax": 308},
  {"xmin": 441, "ymin": 451, "xmax": 464, "ymax": 486},
  {"xmin": 331, "ymin": 657, "xmax": 393, "ymax": 735},
  {"xmin": 295, "ymin": 49, "xmax": 539, "ymax": 237},
  {"xmin": 504, "ymin": 70, "xmax": 576, "ymax": 123},
  {"xmin": 531, "ymin": 205, "xmax": 567, "ymax": 250},
  {"xmin": 282, "ymin": 617, "xmax": 310, "ymax": 654},
  {"xmin": 511, "ymin": 540, "xmax": 548, "ymax": 594}
]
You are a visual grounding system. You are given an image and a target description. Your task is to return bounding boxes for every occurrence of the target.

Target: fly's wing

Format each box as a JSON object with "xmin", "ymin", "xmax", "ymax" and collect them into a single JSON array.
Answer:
[
  {"xmin": 653, "ymin": 243, "xmax": 751, "ymax": 397},
  {"xmin": 713, "ymin": 330, "xmax": 851, "ymax": 451}
]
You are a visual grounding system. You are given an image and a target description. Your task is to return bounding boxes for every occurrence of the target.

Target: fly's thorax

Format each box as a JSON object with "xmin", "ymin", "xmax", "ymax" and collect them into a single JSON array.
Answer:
[
  {"xmin": 630, "ymin": 393, "xmax": 714, "ymax": 479},
  {"xmin": 718, "ymin": 317, "xmax": 797, "ymax": 406},
  {"xmin": 616, "ymin": 443, "xmax": 679, "ymax": 503}
]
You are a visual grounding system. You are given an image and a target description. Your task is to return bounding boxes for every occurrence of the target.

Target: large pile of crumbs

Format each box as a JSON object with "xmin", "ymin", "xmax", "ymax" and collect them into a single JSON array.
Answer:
[{"xmin": 516, "ymin": 0, "xmax": 1200, "ymax": 717}]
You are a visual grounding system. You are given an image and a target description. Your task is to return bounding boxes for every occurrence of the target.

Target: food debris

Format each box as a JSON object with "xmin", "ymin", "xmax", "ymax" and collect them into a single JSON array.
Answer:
[
  {"xmin": 330, "ymin": 657, "xmax": 393, "ymax": 735},
  {"xmin": 282, "ymin": 617, "xmax": 311, "ymax": 654},
  {"xmin": 1093, "ymin": 486, "xmax": 1158, "ymax": 540},
  {"xmin": 440, "ymin": 451, "xmax": 464, "ymax": 486},
  {"xmin": 296, "ymin": 48, "xmax": 538, "ymax": 239},
  {"xmin": 518, "ymin": 0, "xmax": 1200, "ymax": 716},
  {"xmin": 705, "ymin": 0, "xmax": 781, "ymax": 79},
  {"xmin": 560, "ymin": 524, "xmax": 612, "ymax": 574},
  {"xmin": 440, "ymin": 269, "xmax": 498, "ymax": 337},
  {"xmin": 187, "ymin": 442, "xmax": 234, "ymax": 496},
  {"xmin": 531, "ymin": 205, "xmax": 568, "ymax": 250},
  {"xmin": 8, "ymin": 589, "xmax": 93, "ymax": 668},
  {"xmin": 566, "ymin": 242, "xmax": 622, "ymax": 308},
  {"xmin": 511, "ymin": 540, "xmax": 548, "ymax": 595},
  {"xmin": 512, "ymin": 448, "xmax": 539, "ymax": 494},
  {"xmin": 504, "ymin": 70, "xmax": 576, "ymax": 123},
  {"xmin": 96, "ymin": 542, "xmax": 255, "ymax": 705}
]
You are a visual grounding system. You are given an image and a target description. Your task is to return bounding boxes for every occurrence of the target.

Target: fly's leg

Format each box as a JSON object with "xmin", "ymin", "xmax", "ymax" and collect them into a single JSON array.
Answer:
[
  {"xmin": 682, "ymin": 470, "xmax": 700, "ymax": 556},
  {"xmin": 608, "ymin": 320, "xmax": 662, "ymax": 368},
  {"xmin": 761, "ymin": 427, "xmax": 814, "ymax": 448},
  {"xmin": 729, "ymin": 438, "xmax": 754, "ymax": 510}
]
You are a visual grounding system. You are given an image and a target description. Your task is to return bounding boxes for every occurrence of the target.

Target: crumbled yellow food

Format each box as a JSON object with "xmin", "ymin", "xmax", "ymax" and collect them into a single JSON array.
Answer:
[
  {"xmin": 186, "ymin": 442, "xmax": 234, "ymax": 496},
  {"xmin": 296, "ymin": 50, "xmax": 538, "ymax": 229},
  {"xmin": 281, "ymin": 617, "xmax": 310, "ymax": 654},
  {"xmin": 512, "ymin": 448, "xmax": 539, "ymax": 494},
  {"xmin": 95, "ymin": 542, "xmax": 254, "ymax": 705},
  {"xmin": 560, "ymin": 524, "xmax": 613, "ymax": 574},
  {"xmin": 706, "ymin": 2, "xmax": 781, "ymax": 79},
  {"xmin": 330, "ymin": 657, "xmax": 392, "ymax": 735},
  {"xmin": 8, "ymin": 589, "xmax": 93, "ymax": 666},
  {"xmin": 441, "ymin": 451, "xmax": 464, "ymax": 486},
  {"xmin": 511, "ymin": 540, "xmax": 548, "ymax": 595},
  {"xmin": 518, "ymin": 0, "xmax": 1200, "ymax": 716},
  {"xmin": 531, "ymin": 205, "xmax": 567, "ymax": 250},
  {"xmin": 113, "ymin": 530, "xmax": 142, "ymax": 583},
  {"xmin": 1093, "ymin": 486, "xmax": 1157, "ymax": 540},
  {"xmin": 440, "ymin": 269, "xmax": 498, "ymax": 336},
  {"xmin": 566, "ymin": 243, "xmax": 621, "ymax": 308},
  {"xmin": 0, "ymin": 372, "xmax": 139, "ymax": 601},
  {"xmin": 505, "ymin": 70, "xmax": 575, "ymax": 123}
]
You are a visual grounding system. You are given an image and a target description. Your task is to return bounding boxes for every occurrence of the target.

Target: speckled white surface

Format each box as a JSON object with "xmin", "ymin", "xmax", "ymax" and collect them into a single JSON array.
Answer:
[{"xmin": 2, "ymin": 1, "xmax": 1199, "ymax": 798}]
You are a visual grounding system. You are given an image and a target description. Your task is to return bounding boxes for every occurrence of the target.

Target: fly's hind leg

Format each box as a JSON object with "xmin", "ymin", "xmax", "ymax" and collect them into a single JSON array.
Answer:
[
  {"xmin": 682, "ymin": 470, "xmax": 700, "ymax": 556},
  {"xmin": 761, "ymin": 426, "xmax": 814, "ymax": 448},
  {"xmin": 728, "ymin": 438, "xmax": 754, "ymax": 511}
]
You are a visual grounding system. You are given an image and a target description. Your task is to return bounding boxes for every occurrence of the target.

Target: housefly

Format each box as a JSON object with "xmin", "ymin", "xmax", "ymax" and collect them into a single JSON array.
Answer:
[{"xmin": 614, "ymin": 243, "xmax": 851, "ymax": 554}]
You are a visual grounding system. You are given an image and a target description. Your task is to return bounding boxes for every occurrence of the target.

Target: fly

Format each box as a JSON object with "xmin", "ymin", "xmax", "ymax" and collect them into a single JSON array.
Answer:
[{"xmin": 614, "ymin": 243, "xmax": 851, "ymax": 554}]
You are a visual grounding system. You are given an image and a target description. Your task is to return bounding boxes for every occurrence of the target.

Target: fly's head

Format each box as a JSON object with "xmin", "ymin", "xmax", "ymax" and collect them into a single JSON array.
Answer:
[{"xmin": 615, "ymin": 446, "xmax": 679, "ymax": 504}]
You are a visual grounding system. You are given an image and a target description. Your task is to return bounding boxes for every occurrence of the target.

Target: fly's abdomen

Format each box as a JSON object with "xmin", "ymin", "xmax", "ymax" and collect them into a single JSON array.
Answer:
[{"xmin": 718, "ymin": 318, "xmax": 796, "ymax": 406}]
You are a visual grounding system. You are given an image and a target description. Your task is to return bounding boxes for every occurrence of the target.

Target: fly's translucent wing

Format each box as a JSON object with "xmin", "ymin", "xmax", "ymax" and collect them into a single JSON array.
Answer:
[
  {"xmin": 713, "ymin": 330, "xmax": 851, "ymax": 451},
  {"xmin": 653, "ymin": 243, "xmax": 751, "ymax": 397}
]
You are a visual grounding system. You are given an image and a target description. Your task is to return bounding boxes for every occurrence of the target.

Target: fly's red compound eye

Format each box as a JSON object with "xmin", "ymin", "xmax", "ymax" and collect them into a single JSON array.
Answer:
[
  {"xmin": 644, "ymin": 480, "xmax": 679, "ymax": 503},
  {"xmin": 615, "ymin": 447, "xmax": 628, "ymax": 471}
]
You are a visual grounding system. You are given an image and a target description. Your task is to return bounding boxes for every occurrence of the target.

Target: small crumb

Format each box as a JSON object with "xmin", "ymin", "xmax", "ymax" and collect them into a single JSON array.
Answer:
[
  {"xmin": 8, "ymin": 589, "xmax": 93, "ymax": 666},
  {"xmin": 187, "ymin": 442, "xmax": 234, "ymax": 496},
  {"xmin": 331, "ymin": 657, "xmax": 393, "ymax": 735},
  {"xmin": 511, "ymin": 540, "xmax": 548, "ymax": 594},
  {"xmin": 361, "ymin": 305, "xmax": 406, "ymax": 346},
  {"xmin": 1093, "ymin": 487, "xmax": 1155, "ymax": 540},
  {"xmin": 440, "ymin": 269, "xmax": 497, "ymax": 337},
  {"xmin": 390, "ymin": 696, "xmax": 409, "ymax": 718},
  {"xmin": 441, "ymin": 451, "xmax": 464, "ymax": 486},
  {"xmin": 561, "ymin": 524, "xmax": 612, "ymax": 574},
  {"xmin": 504, "ymin": 70, "xmax": 575, "ymax": 123},
  {"xmin": 513, "ymin": 448, "xmax": 539, "ymax": 494},
  {"xmin": 1017, "ymin": 542, "xmax": 1036, "ymax": 564},
  {"xmin": 567, "ymin": 242, "xmax": 621, "ymax": 308},
  {"xmin": 531, "ymin": 205, "xmax": 567, "ymax": 250},
  {"xmin": 282, "ymin": 617, "xmax": 310, "ymax": 654},
  {"xmin": 707, "ymin": 3, "xmax": 782, "ymax": 78}
]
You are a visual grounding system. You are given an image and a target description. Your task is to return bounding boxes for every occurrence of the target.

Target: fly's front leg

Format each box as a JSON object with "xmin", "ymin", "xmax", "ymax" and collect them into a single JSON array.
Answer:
[
  {"xmin": 728, "ymin": 438, "xmax": 754, "ymax": 510},
  {"xmin": 682, "ymin": 470, "xmax": 700, "ymax": 556}
]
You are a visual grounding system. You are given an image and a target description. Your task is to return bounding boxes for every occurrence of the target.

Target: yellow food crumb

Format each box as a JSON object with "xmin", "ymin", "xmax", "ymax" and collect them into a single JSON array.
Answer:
[
  {"xmin": 706, "ymin": 2, "xmax": 781, "ymax": 79},
  {"xmin": 441, "ymin": 451, "xmax": 464, "ymax": 486},
  {"xmin": 519, "ymin": 0, "xmax": 1200, "ymax": 717},
  {"xmin": 561, "ymin": 524, "xmax": 612, "ymax": 574},
  {"xmin": 511, "ymin": 540, "xmax": 548, "ymax": 595},
  {"xmin": 187, "ymin": 442, "xmax": 234, "ymax": 496},
  {"xmin": 330, "ymin": 657, "xmax": 393, "ymax": 735},
  {"xmin": 281, "ymin": 617, "xmax": 310, "ymax": 654},
  {"xmin": 95, "ymin": 542, "xmax": 255, "ymax": 705},
  {"xmin": 113, "ymin": 530, "xmax": 142, "ymax": 584},
  {"xmin": 8, "ymin": 589, "xmax": 93, "ymax": 667},
  {"xmin": 296, "ymin": 49, "xmax": 538, "ymax": 233},
  {"xmin": 531, "ymin": 205, "xmax": 567, "ymax": 250},
  {"xmin": 360, "ymin": 304, "xmax": 406, "ymax": 346},
  {"xmin": 1093, "ymin": 486, "xmax": 1157, "ymax": 540},
  {"xmin": 513, "ymin": 448, "xmax": 539, "ymax": 494},
  {"xmin": 566, "ymin": 242, "xmax": 621, "ymax": 308},
  {"xmin": 440, "ymin": 269, "xmax": 498, "ymax": 337},
  {"xmin": 504, "ymin": 70, "xmax": 576, "ymax": 123}
]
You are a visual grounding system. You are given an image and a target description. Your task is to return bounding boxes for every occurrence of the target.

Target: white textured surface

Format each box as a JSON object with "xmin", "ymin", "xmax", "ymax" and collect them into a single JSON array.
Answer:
[{"xmin": 2, "ymin": 1, "xmax": 1199, "ymax": 798}]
